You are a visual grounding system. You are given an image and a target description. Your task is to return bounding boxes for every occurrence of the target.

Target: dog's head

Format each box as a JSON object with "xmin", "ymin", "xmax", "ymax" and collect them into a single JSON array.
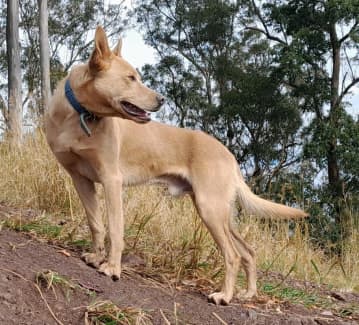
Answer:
[{"xmin": 79, "ymin": 27, "xmax": 164, "ymax": 122}]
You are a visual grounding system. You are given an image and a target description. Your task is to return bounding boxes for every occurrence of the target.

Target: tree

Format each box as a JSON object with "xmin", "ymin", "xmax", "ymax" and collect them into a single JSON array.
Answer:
[
  {"xmin": 38, "ymin": 0, "xmax": 51, "ymax": 115},
  {"xmin": 0, "ymin": 1, "xmax": 7, "ymax": 133},
  {"xmin": 135, "ymin": 0, "xmax": 303, "ymax": 193},
  {"xmin": 6, "ymin": 0, "xmax": 22, "ymax": 144},
  {"xmin": 243, "ymin": 0, "xmax": 359, "ymax": 221}
]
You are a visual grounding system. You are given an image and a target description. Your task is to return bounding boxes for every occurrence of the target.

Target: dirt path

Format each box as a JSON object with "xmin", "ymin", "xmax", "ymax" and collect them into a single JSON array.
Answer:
[{"xmin": 0, "ymin": 208, "xmax": 358, "ymax": 324}]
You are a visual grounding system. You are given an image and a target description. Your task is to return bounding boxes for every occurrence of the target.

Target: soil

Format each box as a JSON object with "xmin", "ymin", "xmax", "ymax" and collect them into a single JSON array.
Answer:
[{"xmin": 0, "ymin": 204, "xmax": 358, "ymax": 325}]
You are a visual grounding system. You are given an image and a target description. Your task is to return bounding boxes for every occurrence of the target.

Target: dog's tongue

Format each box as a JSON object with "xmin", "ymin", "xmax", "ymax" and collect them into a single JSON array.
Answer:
[{"xmin": 122, "ymin": 101, "xmax": 150, "ymax": 120}]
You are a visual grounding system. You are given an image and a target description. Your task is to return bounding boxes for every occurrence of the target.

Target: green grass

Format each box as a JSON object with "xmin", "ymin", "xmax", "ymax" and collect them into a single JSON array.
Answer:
[
  {"xmin": 259, "ymin": 280, "xmax": 359, "ymax": 317},
  {"xmin": 4, "ymin": 218, "xmax": 62, "ymax": 239},
  {"xmin": 70, "ymin": 239, "xmax": 92, "ymax": 249},
  {"xmin": 261, "ymin": 283, "xmax": 326, "ymax": 307}
]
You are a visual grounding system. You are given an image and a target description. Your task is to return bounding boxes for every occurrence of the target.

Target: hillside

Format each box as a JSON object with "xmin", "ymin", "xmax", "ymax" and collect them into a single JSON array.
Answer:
[{"xmin": 0, "ymin": 204, "xmax": 357, "ymax": 325}]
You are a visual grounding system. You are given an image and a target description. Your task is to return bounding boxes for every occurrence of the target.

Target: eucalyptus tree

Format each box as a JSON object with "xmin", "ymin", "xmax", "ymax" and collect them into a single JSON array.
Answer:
[
  {"xmin": 242, "ymin": 0, "xmax": 359, "ymax": 223},
  {"xmin": 38, "ymin": 0, "xmax": 51, "ymax": 115},
  {"xmin": 7, "ymin": 0, "xmax": 22, "ymax": 144},
  {"xmin": 135, "ymin": 0, "xmax": 303, "ymax": 192}
]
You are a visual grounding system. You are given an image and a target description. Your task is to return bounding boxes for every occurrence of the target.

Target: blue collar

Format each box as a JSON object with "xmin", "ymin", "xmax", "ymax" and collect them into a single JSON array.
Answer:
[{"xmin": 64, "ymin": 79, "xmax": 98, "ymax": 137}]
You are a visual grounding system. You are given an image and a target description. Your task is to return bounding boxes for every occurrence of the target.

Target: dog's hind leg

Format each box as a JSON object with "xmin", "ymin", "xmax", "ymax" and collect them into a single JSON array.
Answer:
[
  {"xmin": 229, "ymin": 226, "xmax": 257, "ymax": 299},
  {"xmin": 192, "ymin": 194, "xmax": 240, "ymax": 305},
  {"xmin": 69, "ymin": 172, "xmax": 106, "ymax": 268}
]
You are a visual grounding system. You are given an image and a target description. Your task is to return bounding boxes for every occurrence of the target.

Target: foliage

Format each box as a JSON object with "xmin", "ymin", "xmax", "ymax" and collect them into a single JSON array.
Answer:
[
  {"xmin": 135, "ymin": 0, "xmax": 303, "ymax": 188},
  {"xmin": 244, "ymin": 0, "xmax": 359, "ymax": 203}
]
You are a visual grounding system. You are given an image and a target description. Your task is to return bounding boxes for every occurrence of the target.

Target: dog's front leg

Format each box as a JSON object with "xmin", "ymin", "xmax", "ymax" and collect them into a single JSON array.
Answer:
[
  {"xmin": 69, "ymin": 172, "xmax": 106, "ymax": 268},
  {"xmin": 98, "ymin": 174, "xmax": 124, "ymax": 280}
]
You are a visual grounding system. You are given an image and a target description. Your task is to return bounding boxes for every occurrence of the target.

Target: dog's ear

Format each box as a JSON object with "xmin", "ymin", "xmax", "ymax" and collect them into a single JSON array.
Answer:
[
  {"xmin": 89, "ymin": 26, "xmax": 112, "ymax": 73},
  {"xmin": 113, "ymin": 39, "xmax": 122, "ymax": 57}
]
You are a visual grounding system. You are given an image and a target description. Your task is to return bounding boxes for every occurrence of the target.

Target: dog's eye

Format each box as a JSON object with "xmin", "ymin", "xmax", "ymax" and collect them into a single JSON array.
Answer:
[{"xmin": 128, "ymin": 75, "xmax": 136, "ymax": 81}]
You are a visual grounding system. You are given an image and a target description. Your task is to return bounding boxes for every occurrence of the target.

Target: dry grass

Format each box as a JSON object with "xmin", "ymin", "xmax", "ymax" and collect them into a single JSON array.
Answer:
[
  {"xmin": 0, "ymin": 130, "xmax": 358, "ymax": 294},
  {"xmin": 85, "ymin": 300, "xmax": 152, "ymax": 325},
  {"xmin": 0, "ymin": 129, "xmax": 82, "ymax": 216},
  {"xmin": 34, "ymin": 270, "xmax": 149, "ymax": 324}
]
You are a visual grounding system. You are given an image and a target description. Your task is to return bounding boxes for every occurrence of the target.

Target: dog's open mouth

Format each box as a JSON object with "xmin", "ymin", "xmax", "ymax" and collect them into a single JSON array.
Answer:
[{"xmin": 121, "ymin": 101, "xmax": 151, "ymax": 121}]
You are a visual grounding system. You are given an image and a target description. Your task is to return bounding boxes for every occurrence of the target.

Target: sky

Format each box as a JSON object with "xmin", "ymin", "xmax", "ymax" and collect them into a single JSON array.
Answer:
[
  {"xmin": 119, "ymin": 29, "xmax": 156, "ymax": 70},
  {"xmin": 107, "ymin": 0, "xmax": 157, "ymax": 69}
]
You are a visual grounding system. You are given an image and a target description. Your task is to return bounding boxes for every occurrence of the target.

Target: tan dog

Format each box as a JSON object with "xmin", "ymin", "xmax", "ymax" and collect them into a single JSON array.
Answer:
[{"xmin": 45, "ymin": 27, "xmax": 307, "ymax": 305}]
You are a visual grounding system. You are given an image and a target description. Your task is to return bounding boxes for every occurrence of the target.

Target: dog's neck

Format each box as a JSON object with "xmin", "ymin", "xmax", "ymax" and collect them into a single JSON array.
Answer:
[{"xmin": 65, "ymin": 78, "xmax": 98, "ymax": 137}]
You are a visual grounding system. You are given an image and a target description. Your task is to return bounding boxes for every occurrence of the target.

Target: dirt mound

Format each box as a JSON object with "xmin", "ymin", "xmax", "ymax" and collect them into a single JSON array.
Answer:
[{"xmin": 0, "ymin": 206, "xmax": 358, "ymax": 324}]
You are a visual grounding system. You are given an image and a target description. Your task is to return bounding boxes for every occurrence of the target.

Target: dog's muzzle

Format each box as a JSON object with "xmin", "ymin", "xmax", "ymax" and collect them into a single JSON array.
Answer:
[{"xmin": 156, "ymin": 95, "xmax": 165, "ymax": 108}]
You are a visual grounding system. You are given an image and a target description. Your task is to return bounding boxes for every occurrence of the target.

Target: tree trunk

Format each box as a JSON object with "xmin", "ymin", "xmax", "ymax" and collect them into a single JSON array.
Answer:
[
  {"xmin": 6, "ymin": 0, "xmax": 22, "ymax": 144},
  {"xmin": 38, "ymin": 0, "xmax": 51, "ymax": 115},
  {"xmin": 328, "ymin": 24, "xmax": 342, "ymax": 200},
  {"xmin": 328, "ymin": 23, "xmax": 347, "ymax": 232}
]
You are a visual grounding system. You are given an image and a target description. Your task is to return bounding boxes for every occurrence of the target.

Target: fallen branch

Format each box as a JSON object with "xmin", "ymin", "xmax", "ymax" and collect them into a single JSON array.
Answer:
[
  {"xmin": 76, "ymin": 280, "xmax": 103, "ymax": 293},
  {"xmin": 159, "ymin": 309, "xmax": 171, "ymax": 325},
  {"xmin": 212, "ymin": 311, "xmax": 228, "ymax": 325}
]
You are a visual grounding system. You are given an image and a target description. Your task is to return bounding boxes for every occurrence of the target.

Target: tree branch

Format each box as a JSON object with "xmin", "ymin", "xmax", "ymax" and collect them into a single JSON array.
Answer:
[
  {"xmin": 245, "ymin": 26, "xmax": 287, "ymax": 45},
  {"xmin": 246, "ymin": 0, "xmax": 287, "ymax": 45},
  {"xmin": 339, "ymin": 21, "xmax": 358, "ymax": 44},
  {"xmin": 343, "ymin": 44, "xmax": 355, "ymax": 79},
  {"xmin": 338, "ymin": 77, "xmax": 359, "ymax": 104}
]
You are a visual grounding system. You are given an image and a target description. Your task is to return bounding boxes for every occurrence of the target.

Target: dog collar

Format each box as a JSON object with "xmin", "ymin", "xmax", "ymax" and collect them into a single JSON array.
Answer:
[{"xmin": 65, "ymin": 78, "xmax": 98, "ymax": 137}]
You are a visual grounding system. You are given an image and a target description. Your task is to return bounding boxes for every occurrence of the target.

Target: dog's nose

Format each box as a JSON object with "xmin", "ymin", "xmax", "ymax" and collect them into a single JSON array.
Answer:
[{"xmin": 156, "ymin": 95, "xmax": 165, "ymax": 107}]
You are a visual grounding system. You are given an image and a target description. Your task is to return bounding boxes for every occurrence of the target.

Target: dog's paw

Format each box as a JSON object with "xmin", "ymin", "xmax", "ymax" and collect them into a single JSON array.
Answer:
[
  {"xmin": 98, "ymin": 262, "xmax": 121, "ymax": 281},
  {"xmin": 236, "ymin": 289, "xmax": 257, "ymax": 300},
  {"xmin": 81, "ymin": 252, "xmax": 106, "ymax": 269},
  {"xmin": 208, "ymin": 292, "xmax": 231, "ymax": 305}
]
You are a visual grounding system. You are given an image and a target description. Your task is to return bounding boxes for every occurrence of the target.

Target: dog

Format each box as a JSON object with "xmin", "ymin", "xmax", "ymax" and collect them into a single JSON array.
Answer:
[{"xmin": 45, "ymin": 26, "xmax": 307, "ymax": 305}]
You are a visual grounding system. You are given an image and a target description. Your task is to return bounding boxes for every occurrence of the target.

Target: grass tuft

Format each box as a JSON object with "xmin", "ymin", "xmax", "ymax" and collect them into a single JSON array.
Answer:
[
  {"xmin": 36, "ymin": 270, "xmax": 75, "ymax": 291},
  {"xmin": 85, "ymin": 300, "xmax": 152, "ymax": 325}
]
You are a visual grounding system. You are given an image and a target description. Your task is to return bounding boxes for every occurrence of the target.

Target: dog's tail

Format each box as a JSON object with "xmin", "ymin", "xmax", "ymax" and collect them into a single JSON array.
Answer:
[{"xmin": 236, "ymin": 168, "xmax": 307, "ymax": 219}]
